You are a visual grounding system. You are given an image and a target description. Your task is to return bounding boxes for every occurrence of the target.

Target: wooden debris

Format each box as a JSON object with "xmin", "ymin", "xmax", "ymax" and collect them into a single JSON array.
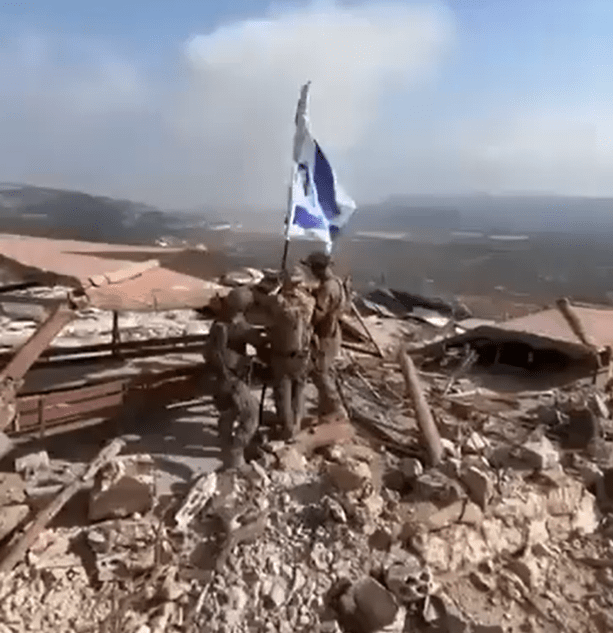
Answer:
[
  {"xmin": 175, "ymin": 472, "xmax": 218, "ymax": 532},
  {"xmin": 0, "ymin": 438, "xmax": 126, "ymax": 576},
  {"xmin": 349, "ymin": 299, "xmax": 385, "ymax": 358},
  {"xmin": 398, "ymin": 346, "xmax": 444, "ymax": 466}
]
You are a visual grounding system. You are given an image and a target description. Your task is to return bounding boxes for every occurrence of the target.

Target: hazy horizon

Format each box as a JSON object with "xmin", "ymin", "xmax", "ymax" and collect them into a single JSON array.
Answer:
[{"xmin": 1, "ymin": 0, "xmax": 612, "ymax": 210}]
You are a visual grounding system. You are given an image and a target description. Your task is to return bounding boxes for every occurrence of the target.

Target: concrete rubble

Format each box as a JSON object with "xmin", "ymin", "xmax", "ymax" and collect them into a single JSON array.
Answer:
[{"xmin": 0, "ymin": 282, "xmax": 612, "ymax": 632}]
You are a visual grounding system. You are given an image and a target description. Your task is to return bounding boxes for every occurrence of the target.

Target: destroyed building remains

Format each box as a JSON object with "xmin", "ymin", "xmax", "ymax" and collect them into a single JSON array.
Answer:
[{"xmin": 0, "ymin": 235, "xmax": 612, "ymax": 633}]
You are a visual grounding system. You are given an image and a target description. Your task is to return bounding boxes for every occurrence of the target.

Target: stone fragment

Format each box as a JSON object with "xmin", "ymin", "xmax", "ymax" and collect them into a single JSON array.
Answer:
[
  {"xmin": 507, "ymin": 556, "xmax": 544, "ymax": 591},
  {"xmin": 175, "ymin": 472, "xmax": 217, "ymax": 532},
  {"xmin": 440, "ymin": 438, "xmax": 461, "ymax": 459},
  {"xmin": 459, "ymin": 501, "xmax": 484, "ymax": 525},
  {"xmin": 465, "ymin": 431, "xmax": 490, "ymax": 454},
  {"xmin": 385, "ymin": 556, "xmax": 431, "ymax": 603},
  {"xmin": 0, "ymin": 503, "xmax": 28, "ymax": 541},
  {"xmin": 603, "ymin": 467, "xmax": 613, "ymax": 502},
  {"xmin": 0, "ymin": 431, "xmax": 14, "ymax": 461},
  {"xmin": 415, "ymin": 470, "xmax": 465, "ymax": 504},
  {"xmin": 327, "ymin": 460, "xmax": 371, "ymax": 492},
  {"xmin": 323, "ymin": 496, "xmax": 347, "ymax": 523},
  {"xmin": 0, "ymin": 472, "xmax": 26, "ymax": 505},
  {"xmin": 422, "ymin": 500, "xmax": 464, "ymax": 531},
  {"xmin": 15, "ymin": 451, "xmax": 49, "ymax": 480},
  {"xmin": 521, "ymin": 435, "xmax": 559, "ymax": 470},
  {"xmin": 89, "ymin": 454, "xmax": 155, "ymax": 522},
  {"xmin": 86, "ymin": 518, "xmax": 158, "ymax": 582},
  {"xmin": 277, "ymin": 446, "xmax": 307, "ymax": 472},
  {"xmin": 399, "ymin": 457, "xmax": 423, "ymax": 480},
  {"xmin": 462, "ymin": 467, "xmax": 494, "ymax": 509},
  {"xmin": 352, "ymin": 577, "xmax": 399, "ymax": 632},
  {"xmin": 560, "ymin": 407, "xmax": 601, "ymax": 449}
]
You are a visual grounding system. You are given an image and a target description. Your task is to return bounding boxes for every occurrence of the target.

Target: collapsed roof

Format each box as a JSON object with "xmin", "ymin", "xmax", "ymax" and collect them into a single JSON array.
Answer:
[{"xmin": 0, "ymin": 235, "xmax": 230, "ymax": 312}]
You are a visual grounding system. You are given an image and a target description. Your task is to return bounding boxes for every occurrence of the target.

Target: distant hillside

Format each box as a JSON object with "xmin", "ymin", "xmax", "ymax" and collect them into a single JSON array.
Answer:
[
  {"xmin": 352, "ymin": 194, "xmax": 613, "ymax": 235},
  {"xmin": 0, "ymin": 184, "xmax": 180, "ymax": 243}
]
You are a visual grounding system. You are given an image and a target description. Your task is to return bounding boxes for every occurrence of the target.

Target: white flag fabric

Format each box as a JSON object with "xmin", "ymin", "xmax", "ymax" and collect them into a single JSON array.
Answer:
[{"xmin": 284, "ymin": 82, "xmax": 356, "ymax": 254}]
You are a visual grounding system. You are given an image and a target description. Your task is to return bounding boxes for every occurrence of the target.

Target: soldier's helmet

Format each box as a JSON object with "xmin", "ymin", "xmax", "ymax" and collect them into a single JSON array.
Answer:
[
  {"xmin": 301, "ymin": 251, "xmax": 331, "ymax": 271},
  {"xmin": 225, "ymin": 286, "xmax": 254, "ymax": 314}
]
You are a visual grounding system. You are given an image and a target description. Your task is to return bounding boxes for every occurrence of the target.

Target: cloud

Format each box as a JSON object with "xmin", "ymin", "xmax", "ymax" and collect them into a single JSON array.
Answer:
[
  {"xmin": 455, "ymin": 106, "xmax": 613, "ymax": 196},
  {"xmin": 171, "ymin": 1, "xmax": 454, "ymax": 209},
  {"xmin": 2, "ymin": 1, "xmax": 612, "ymax": 216},
  {"xmin": 0, "ymin": 2, "xmax": 455, "ymax": 212}
]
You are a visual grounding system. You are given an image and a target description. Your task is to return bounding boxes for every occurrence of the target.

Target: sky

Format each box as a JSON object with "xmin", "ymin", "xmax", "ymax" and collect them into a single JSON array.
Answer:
[{"xmin": 1, "ymin": 0, "xmax": 613, "ymax": 211}]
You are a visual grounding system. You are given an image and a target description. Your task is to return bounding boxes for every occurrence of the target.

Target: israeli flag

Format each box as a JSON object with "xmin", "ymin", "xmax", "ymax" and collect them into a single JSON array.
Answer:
[{"xmin": 284, "ymin": 82, "xmax": 356, "ymax": 254}]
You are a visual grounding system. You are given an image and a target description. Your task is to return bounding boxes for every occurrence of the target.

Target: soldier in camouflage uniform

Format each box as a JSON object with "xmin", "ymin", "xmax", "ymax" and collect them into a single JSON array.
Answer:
[
  {"xmin": 206, "ymin": 287, "xmax": 263, "ymax": 469},
  {"xmin": 254, "ymin": 269, "xmax": 315, "ymax": 440},
  {"xmin": 301, "ymin": 252, "xmax": 346, "ymax": 417}
]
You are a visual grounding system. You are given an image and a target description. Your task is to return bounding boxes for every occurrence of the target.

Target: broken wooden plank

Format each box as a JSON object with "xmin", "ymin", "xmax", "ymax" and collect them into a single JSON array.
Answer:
[
  {"xmin": 0, "ymin": 438, "xmax": 125, "ymax": 576},
  {"xmin": 398, "ymin": 346, "xmax": 443, "ymax": 466}
]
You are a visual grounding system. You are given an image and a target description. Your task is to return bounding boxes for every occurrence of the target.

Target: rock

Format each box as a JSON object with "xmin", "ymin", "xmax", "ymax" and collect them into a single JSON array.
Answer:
[
  {"xmin": 560, "ymin": 407, "xmax": 601, "ymax": 449},
  {"xmin": 268, "ymin": 581, "xmax": 287, "ymax": 608},
  {"xmin": 0, "ymin": 472, "xmax": 26, "ymax": 505},
  {"xmin": 86, "ymin": 518, "xmax": 158, "ymax": 582},
  {"xmin": 327, "ymin": 460, "xmax": 371, "ymax": 492},
  {"xmin": 459, "ymin": 501, "xmax": 484, "ymax": 525},
  {"xmin": 507, "ymin": 556, "xmax": 543, "ymax": 591},
  {"xmin": 399, "ymin": 457, "xmax": 423, "ymax": 480},
  {"xmin": 578, "ymin": 461, "xmax": 604, "ymax": 489},
  {"xmin": 415, "ymin": 470, "xmax": 465, "ymax": 504},
  {"xmin": 465, "ymin": 431, "xmax": 490, "ymax": 454},
  {"xmin": 369, "ymin": 527, "xmax": 394, "ymax": 551},
  {"xmin": 421, "ymin": 500, "xmax": 464, "ymax": 531},
  {"xmin": 14, "ymin": 451, "xmax": 49, "ymax": 480},
  {"xmin": 89, "ymin": 454, "xmax": 155, "ymax": 522},
  {"xmin": 0, "ymin": 431, "xmax": 14, "ymax": 461},
  {"xmin": 440, "ymin": 438, "xmax": 460, "ymax": 459},
  {"xmin": 0, "ymin": 503, "xmax": 28, "ymax": 541},
  {"xmin": 521, "ymin": 435, "xmax": 559, "ymax": 470},
  {"xmin": 351, "ymin": 577, "xmax": 399, "ymax": 633},
  {"xmin": 571, "ymin": 490, "xmax": 600, "ymax": 535},
  {"xmin": 461, "ymin": 467, "xmax": 494, "ymax": 509},
  {"xmin": 175, "ymin": 472, "xmax": 217, "ymax": 532},
  {"xmin": 277, "ymin": 446, "xmax": 307, "ymax": 472},
  {"xmin": 603, "ymin": 467, "xmax": 613, "ymax": 502},
  {"xmin": 385, "ymin": 555, "xmax": 431, "ymax": 603},
  {"xmin": 323, "ymin": 496, "xmax": 348, "ymax": 523}
]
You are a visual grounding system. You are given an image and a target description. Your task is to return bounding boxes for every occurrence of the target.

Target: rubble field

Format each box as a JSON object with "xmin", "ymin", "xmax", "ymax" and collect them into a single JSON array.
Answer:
[{"xmin": 0, "ymin": 277, "xmax": 613, "ymax": 632}]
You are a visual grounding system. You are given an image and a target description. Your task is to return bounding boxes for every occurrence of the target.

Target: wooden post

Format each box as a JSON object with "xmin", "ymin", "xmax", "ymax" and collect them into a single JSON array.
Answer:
[
  {"xmin": 111, "ymin": 311, "xmax": 121, "ymax": 357},
  {"xmin": 398, "ymin": 346, "xmax": 443, "ymax": 466},
  {"xmin": 0, "ymin": 438, "xmax": 125, "ymax": 576}
]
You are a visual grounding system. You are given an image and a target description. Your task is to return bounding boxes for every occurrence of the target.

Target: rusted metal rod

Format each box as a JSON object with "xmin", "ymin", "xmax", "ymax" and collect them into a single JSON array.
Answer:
[
  {"xmin": 397, "ymin": 345, "xmax": 443, "ymax": 466},
  {"xmin": 0, "ymin": 438, "xmax": 125, "ymax": 576}
]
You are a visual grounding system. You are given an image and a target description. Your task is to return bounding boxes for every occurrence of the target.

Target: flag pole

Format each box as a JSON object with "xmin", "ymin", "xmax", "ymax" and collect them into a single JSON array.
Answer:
[
  {"xmin": 281, "ymin": 179, "xmax": 292, "ymax": 272},
  {"xmin": 280, "ymin": 81, "xmax": 311, "ymax": 273}
]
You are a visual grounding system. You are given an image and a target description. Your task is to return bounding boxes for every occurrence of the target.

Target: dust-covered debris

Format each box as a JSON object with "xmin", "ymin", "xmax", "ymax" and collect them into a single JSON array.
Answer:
[{"xmin": 0, "ymin": 281, "xmax": 613, "ymax": 633}]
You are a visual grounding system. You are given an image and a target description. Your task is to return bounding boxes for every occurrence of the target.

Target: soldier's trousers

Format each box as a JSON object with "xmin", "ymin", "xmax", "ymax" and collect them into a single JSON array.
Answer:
[
  {"xmin": 271, "ymin": 353, "xmax": 308, "ymax": 439},
  {"xmin": 312, "ymin": 344, "xmax": 343, "ymax": 417},
  {"xmin": 216, "ymin": 379, "xmax": 259, "ymax": 469}
]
